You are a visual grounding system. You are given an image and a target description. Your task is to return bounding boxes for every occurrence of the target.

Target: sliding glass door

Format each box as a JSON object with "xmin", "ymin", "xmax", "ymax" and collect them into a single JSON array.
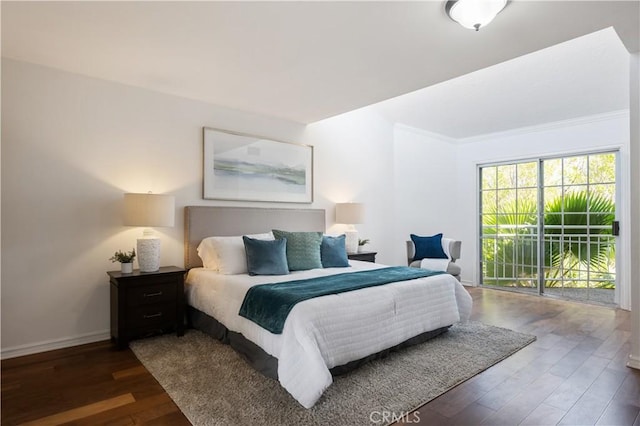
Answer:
[
  {"xmin": 479, "ymin": 152, "xmax": 617, "ymax": 305},
  {"xmin": 480, "ymin": 161, "xmax": 539, "ymax": 292}
]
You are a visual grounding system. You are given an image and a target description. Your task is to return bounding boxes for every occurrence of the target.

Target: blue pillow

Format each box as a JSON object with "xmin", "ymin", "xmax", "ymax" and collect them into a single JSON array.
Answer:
[
  {"xmin": 321, "ymin": 235, "xmax": 350, "ymax": 268},
  {"xmin": 411, "ymin": 233, "xmax": 448, "ymax": 261},
  {"xmin": 243, "ymin": 236, "xmax": 289, "ymax": 276}
]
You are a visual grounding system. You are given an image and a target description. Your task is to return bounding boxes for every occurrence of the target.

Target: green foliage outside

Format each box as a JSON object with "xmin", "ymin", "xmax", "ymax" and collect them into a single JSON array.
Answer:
[
  {"xmin": 482, "ymin": 191, "xmax": 615, "ymax": 289},
  {"xmin": 481, "ymin": 153, "xmax": 616, "ymax": 291},
  {"xmin": 482, "ymin": 199, "xmax": 537, "ymax": 288}
]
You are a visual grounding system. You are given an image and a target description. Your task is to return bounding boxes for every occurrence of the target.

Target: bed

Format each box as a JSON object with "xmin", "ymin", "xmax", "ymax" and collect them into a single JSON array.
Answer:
[{"xmin": 183, "ymin": 206, "xmax": 473, "ymax": 408}]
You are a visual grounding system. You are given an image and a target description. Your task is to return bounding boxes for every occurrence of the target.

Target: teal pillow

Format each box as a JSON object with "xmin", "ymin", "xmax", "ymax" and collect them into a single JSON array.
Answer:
[
  {"xmin": 243, "ymin": 236, "xmax": 289, "ymax": 276},
  {"xmin": 411, "ymin": 233, "xmax": 448, "ymax": 261},
  {"xmin": 272, "ymin": 230, "xmax": 323, "ymax": 271},
  {"xmin": 321, "ymin": 235, "xmax": 350, "ymax": 268}
]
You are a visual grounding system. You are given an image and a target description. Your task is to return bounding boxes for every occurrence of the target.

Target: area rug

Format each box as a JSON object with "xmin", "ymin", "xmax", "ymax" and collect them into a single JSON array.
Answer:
[{"xmin": 130, "ymin": 321, "xmax": 535, "ymax": 426}]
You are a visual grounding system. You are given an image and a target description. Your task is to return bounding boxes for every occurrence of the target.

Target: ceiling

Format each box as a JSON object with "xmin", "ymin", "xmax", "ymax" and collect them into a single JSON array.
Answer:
[
  {"xmin": 373, "ymin": 27, "xmax": 631, "ymax": 139},
  {"xmin": 2, "ymin": 1, "xmax": 639, "ymax": 136}
]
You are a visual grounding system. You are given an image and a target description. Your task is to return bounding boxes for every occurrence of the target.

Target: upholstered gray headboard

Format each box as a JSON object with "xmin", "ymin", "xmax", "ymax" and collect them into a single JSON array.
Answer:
[{"xmin": 184, "ymin": 206, "xmax": 326, "ymax": 269}]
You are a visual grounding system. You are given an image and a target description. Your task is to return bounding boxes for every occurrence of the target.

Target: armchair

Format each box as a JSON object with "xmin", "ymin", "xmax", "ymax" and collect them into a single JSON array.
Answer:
[{"xmin": 406, "ymin": 239, "xmax": 462, "ymax": 281}]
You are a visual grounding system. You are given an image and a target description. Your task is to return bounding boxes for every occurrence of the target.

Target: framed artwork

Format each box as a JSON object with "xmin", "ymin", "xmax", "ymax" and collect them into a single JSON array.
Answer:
[{"xmin": 203, "ymin": 127, "xmax": 314, "ymax": 203}]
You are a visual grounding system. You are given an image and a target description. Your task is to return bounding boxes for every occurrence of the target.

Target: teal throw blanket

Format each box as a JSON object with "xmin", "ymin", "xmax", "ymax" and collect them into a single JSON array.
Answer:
[{"xmin": 239, "ymin": 266, "xmax": 445, "ymax": 334}]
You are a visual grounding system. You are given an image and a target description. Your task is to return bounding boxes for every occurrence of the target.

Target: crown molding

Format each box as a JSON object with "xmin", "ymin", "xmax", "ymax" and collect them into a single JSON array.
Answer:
[
  {"xmin": 392, "ymin": 110, "xmax": 629, "ymax": 145},
  {"xmin": 394, "ymin": 123, "xmax": 457, "ymax": 144},
  {"xmin": 457, "ymin": 110, "xmax": 629, "ymax": 144}
]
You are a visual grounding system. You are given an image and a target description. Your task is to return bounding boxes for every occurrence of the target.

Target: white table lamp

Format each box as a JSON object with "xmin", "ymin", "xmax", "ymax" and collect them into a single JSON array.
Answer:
[
  {"xmin": 123, "ymin": 193, "xmax": 175, "ymax": 272},
  {"xmin": 335, "ymin": 202, "xmax": 364, "ymax": 254}
]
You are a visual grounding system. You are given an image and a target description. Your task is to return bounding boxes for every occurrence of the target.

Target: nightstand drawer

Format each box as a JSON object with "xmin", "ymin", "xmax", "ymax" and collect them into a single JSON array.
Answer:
[
  {"xmin": 109, "ymin": 266, "xmax": 185, "ymax": 349},
  {"xmin": 348, "ymin": 251, "xmax": 377, "ymax": 263},
  {"xmin": 127, "ymin": 283, "xmax": 177, "ymax": 306},
  {"xmin": 127, "ymin": 303, "xmax": 176, "ymax": 328}
]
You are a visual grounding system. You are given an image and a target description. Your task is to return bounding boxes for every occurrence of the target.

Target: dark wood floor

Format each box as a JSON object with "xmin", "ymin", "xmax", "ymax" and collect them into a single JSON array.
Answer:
[
  {"xmin": 1, "ymin": 338, "xmax": 190, "ymax": 425},
  {"xmin": 2, "ymin": 287, "xmax": 639, "ymax": 425},
  {"xmin": 411, "ymin": 288, "xmax": 640, "ymax": 426}
]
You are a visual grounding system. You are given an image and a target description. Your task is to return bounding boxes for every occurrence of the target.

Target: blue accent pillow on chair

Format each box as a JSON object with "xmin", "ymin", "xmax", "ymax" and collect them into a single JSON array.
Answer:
[
  {"xmin": 411, "ymin": 233, "xmax": 448, "ymax": 261},
  {"xmin": 243, "ymin": 236, "xmax": 289, "ymax": 276},
  {"xmin": 321, "ymin": 235, "xmax": 350, "ymax": 268}
]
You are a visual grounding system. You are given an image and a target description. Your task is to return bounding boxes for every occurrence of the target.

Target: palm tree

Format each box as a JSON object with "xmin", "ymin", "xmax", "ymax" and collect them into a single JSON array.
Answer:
[
  {"xmin": 543, "ymin": 191, "xmax": 615, "ymax": 287},
  {"xmin": 482, "ymin": 190, "xmax": 615, "ymax": 288},
  {"xmin": 482, "ymin": 199, "xmax": 537, "ymax": 287}
]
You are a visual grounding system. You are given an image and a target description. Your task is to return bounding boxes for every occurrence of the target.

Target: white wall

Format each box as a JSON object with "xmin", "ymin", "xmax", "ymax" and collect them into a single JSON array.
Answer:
[
  {"xmin": 302, "ymin": 108, "xmax": 396, "ymax": 264},
  {"xmin": 1, "ymin": 59, "xmax": 399, "ymax": 357},
  {"xmin": 391, "ymin": 125, "xmax": 459, "ymax": 266},
  {"xmin": 627, "ymin": 53, "xmax": 639, "ymax": 369},
  {"xmin": 454, "ymin": 113, "xmax": 631, "ymax": 306}
]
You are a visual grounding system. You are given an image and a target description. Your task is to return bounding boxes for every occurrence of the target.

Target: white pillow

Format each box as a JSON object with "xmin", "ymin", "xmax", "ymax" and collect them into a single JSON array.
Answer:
[{"xmin": 197, "ymin": 232, "xmax": 274, "ymax": 274}]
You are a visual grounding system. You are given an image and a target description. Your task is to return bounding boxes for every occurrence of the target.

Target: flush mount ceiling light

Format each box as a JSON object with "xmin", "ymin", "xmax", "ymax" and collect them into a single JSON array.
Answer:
[{"xmin": 445, "ymin": 0, "xmax": 508, "ymax": 31}]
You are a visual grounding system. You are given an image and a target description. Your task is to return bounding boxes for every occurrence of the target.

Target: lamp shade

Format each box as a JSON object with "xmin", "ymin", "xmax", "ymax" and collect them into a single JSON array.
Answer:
[
  {"xmin": 123, "ymin": 193, "xmax": 175, "ymax": 227},
  {"xmin": 446, "ymin": 0, "xmax": 507, "ymax": 31},
  {"xmin": 335, "ymin": 202, "xmax": 364, "ymax": 225}
]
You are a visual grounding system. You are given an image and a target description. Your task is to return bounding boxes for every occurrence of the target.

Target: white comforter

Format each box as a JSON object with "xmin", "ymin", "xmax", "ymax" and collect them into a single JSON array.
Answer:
[{"xmin": 185, "ymin": 261, "xmax": 472, "ymax": 408}]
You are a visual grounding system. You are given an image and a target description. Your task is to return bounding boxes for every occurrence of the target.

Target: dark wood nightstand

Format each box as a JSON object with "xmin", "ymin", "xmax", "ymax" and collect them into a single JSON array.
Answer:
[
  {"xmin": 109, "ymin": 266, "xmax": 185, "ymax": 349},
  {"xmin": 348, "ymin": 251, "xmax": 377, "ymax": 263}
]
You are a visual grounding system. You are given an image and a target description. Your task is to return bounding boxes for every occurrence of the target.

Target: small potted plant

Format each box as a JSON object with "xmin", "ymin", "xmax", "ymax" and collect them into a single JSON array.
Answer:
[
  {"xmin": 110, "ymin": 248, "xmax": 136, "ymax": 274},
  {"xmin": 358, "ymin": 238, "xmax": 370, "ymax": 253}
]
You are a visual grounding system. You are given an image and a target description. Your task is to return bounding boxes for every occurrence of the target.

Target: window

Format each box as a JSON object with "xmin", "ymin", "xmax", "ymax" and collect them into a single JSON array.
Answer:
[{"xmin": 479, "ymin": 152, "xmax": 617, "ymax": 305}]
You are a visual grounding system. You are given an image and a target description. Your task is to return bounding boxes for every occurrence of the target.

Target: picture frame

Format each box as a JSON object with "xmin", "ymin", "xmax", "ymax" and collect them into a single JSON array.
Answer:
[{"xmin": 203, "ymin": 127, "xmax": 314, "ymax": 203}]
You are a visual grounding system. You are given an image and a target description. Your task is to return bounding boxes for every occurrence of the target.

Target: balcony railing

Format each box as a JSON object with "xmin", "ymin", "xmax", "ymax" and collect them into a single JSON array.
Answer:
[{"xmin": 480, "ymin": 231, "xmax": 615, "ymax": 292}]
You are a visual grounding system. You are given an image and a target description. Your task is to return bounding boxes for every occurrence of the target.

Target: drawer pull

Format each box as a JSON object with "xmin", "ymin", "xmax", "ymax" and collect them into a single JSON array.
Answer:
[
  {"xmin": 143, "ymin": 312, "xmax": 163, "ymax": 319},
  {"xmin": 143, "ymin": 291, "xmax": 163, "ymax": 298}
]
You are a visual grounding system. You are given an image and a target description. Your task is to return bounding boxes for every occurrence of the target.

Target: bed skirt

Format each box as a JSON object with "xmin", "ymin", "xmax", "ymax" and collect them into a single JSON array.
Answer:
[{"xmin": 186, "ymin": 305, "xmax": 450, "ymax": 380}]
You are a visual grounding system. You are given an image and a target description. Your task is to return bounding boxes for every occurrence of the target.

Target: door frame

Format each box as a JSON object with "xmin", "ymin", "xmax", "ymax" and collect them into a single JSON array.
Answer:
[{"xmin": 477, "ymin": 148, "xmax": 622, "ymax": 304}]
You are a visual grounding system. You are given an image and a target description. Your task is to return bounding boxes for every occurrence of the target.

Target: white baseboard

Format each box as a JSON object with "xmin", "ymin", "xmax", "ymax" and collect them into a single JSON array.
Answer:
[
  {"xmin": 1, "ymin": 330, "xmax": 110, "ymax": 360},
  {"xmin": 627, "ymin": 354, "xmax": 640, "ymax": 370},
  {"xmin": 461, "ymin": 280, "xmax": 476, "ymax": 287}
]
